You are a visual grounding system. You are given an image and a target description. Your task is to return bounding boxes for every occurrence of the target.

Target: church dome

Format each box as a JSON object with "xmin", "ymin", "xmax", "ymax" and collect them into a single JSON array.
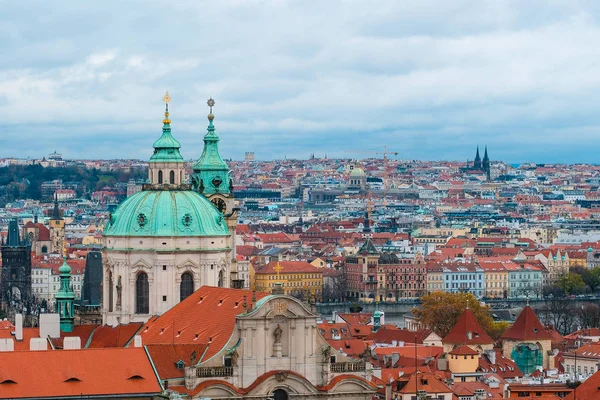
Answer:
[
  {"xmin": 104, "ymin": 190, "xmax": 229, "ymax": 237},
  {"xmin": 350, "ymin": 167, "xmax": 365, "ymax": 177}
]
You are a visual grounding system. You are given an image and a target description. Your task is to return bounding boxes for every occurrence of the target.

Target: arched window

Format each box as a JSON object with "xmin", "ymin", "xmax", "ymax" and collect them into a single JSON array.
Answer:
[
  {"xmin": 272, "ymin": 389, "xmax": 288, "ymax": 400},
  {"xmin": 218, "ymin": 270, "xmax": 224, "ymax": 287},
  {"xmin": 170, "ymin": 170, "xmax": 175, "ymax": 184},
  {"xmin": 108, "ymin": 272, "xmax": 114, "ymax": 312},
  {"xmin": 180, "ymin": 272, "xmax": 194, "ymax": 302},
  {"xmin": 41, "ymin": 245, "xmax": 48, "ymax": 254},
  {"xmin": 136, "ymin": 272, "xmax": 149, "ymax": 314},
  {"xmin": 158, "ymin": 170, "xmax": 163, "ymax": 184}
]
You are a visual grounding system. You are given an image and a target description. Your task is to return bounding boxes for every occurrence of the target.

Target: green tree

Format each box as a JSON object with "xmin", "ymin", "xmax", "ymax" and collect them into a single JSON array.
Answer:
[
  {"xmin": 412, "ymin": 292, "xmax": 495, "ymax": 338},
  {"xmin": 557, "ymin": 273, "xmax": 587, "ymax": 295}
]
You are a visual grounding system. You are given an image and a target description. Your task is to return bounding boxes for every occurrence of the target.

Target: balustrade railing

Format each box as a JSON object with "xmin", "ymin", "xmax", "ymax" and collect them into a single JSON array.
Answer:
[
  {"xmin": 330, "ymin": 361, "xmax": 366, "ymax": 373},
  {"xmin": 196, "ymin": 366, "xmax": 233, "ymax": 378}
]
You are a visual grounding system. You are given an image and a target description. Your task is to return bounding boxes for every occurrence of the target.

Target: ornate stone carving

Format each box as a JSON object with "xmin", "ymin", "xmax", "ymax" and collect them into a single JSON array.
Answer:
[{"xmin": 275, "ymin": 371, "xmax": 288, "ymax": 382}]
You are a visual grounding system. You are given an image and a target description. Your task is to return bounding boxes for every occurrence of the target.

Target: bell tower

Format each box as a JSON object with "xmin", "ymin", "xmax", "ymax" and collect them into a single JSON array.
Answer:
[
  {"xmin": 191, "ymin": 99, "xmax": 240, "ymax": 287},
  {"xmin": 49, "ymin": 195, "xmax": 65, "ymax": 253},
  {"xmin": 148, "ymin": 92, "xmax": 186, "ymax": 187}
]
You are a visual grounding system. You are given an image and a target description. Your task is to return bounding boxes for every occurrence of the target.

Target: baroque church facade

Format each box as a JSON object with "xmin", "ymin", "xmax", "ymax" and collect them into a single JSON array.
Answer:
[{"xmin": 102, "ymin": 95, "xmax": 239, "ymax": 326}]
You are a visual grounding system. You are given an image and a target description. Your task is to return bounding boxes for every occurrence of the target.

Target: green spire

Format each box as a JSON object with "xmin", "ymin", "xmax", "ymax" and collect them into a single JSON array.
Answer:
[
  {"xmin": 192, "ymin": 98, "xmax": 232, "ymax": 196},
  {"xmin": 150, "ymin": 91, "xmax": 184, "ymax": 163},
  {"xmin": 373, "ymin": 301, "xmax": 382, "ymax": 332},
  {"xmin": 56, "ymin": 247, "xmax": 75, "ymax": 333}
]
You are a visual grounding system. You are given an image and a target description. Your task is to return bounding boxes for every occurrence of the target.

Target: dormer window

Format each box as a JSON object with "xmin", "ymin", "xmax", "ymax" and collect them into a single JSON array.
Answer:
[{"xmin": 175, "ymin": 360, "xmax": 185, "ymax": 370}]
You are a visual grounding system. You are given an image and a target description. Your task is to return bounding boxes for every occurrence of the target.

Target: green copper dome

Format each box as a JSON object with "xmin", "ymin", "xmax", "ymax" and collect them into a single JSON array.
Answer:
[
  {"xmin": 149, "ymin": 103, "xmax": 184, "ymax": 163},
  {"xmin": 58, "ymin": 258, "xmax": 71, "ymax": 274},
  {"xmin": 104, "ymin": 190, "xmax": 229, "ymax": 237}
]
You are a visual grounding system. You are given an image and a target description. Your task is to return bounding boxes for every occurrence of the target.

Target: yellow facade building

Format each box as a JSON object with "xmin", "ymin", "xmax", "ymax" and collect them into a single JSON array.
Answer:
[
  {"xmin": 253, "ymin": 260, "xmax": 323, "ymax": 301},
  {"xmin": 479, "ymin": 261, "xmax": 509, "ymax": 298}
]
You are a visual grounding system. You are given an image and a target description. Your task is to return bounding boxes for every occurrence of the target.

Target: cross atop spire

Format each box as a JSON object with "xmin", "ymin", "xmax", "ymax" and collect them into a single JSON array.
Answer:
[
  {"xmin": 162, "ymin": 91, "xmax": 171, "ymax": 124},
  {"xmin": 274, "ymin": 262, "xmax": 283, "ymax": 281}
]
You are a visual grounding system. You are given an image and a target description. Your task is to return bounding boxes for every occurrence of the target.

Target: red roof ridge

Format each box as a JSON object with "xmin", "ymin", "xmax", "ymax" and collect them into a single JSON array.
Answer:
[
  {"xmin": 501, "ymin": 306, "xmax": 552, "ymax": 341},
  {"xmin": 443, "ymin": 308, "xmax": 493, "ymax": 345}
]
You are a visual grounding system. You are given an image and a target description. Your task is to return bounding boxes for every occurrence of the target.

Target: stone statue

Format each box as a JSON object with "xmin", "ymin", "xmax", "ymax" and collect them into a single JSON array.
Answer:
[
  {"xmin": 116, "ymin": 275, "xmax": 122, "ymax": 311},
  {"xmin": 273, "ymin": 324, "xmax": 283, "ymax": 344},
  {"xmin": 190, "ymin": 350, "xmax": 197, "ymax": 366},
  {"xmin": 230, "ymin": 349, "xmax": 239, "ymax": 366}
]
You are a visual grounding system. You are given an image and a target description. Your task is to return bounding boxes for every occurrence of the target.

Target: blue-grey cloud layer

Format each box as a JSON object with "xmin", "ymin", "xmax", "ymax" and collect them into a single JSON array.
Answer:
[{"xmin": 1, "ymin": 0, "xmax": 600, "ymax": 163}]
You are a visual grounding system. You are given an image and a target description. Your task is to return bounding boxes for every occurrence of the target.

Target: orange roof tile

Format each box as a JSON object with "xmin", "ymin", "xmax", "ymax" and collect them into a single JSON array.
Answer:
[
  {"xmin": 0, "ymin": 348, "xmax": 161, "ymax": 398},
  {"xmin": 443, "ymin": 308, "xmax": 493, "ymax": 345},
  {"xmin": 87, "ymin": 323, "xmax": 142, "ymax": 348},
  {"xmin": 139, "ymin": 286, "xmax": 268, "ymax": 361},
  {"xmin": 255, "ymin": 260, "xmax": 322, "ymax": 275},
  {"xmin": 146, "ymin": 344, "xmax": 209, "ymax": 379},
  {"xmin": 501, "ymin": 306, "xmax": 552, "ymax": 341}
]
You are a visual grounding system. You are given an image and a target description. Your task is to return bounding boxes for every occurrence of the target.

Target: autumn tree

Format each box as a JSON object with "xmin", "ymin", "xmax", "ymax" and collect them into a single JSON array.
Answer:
[{"xmin": 412, "ymin": 292, "xmax": 502, "ymax": 338}]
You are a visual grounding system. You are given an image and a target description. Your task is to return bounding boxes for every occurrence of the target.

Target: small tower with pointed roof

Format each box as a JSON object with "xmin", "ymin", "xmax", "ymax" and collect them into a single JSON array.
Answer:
[
  {"xmin": 473, "ymin": 146, "xmax": 482, "ymax": 170},
  {"xmin": 191, "ymin": 98, "xmax": 240, "ymax": 288},
  {"xmin": 482, "ymin": 145, "xmax": 491, "ymax": 180},
  {"xmin": 501, "ymin": 305, "xmax": 552, "ymax": 373},
  {"xmin": 56, "ymin": 247, "xmax": 75, "ymax": 333},
  {"xmin": 49, "ymin": 194, "xmax": 65, "ymax": 253},
  {"xmin": 148, "ymin": 92, "xmax": 186, "ymax": 187},
  {"xmin": 442, "ymin": 307, "xmax": 494, "ymax": 354}
]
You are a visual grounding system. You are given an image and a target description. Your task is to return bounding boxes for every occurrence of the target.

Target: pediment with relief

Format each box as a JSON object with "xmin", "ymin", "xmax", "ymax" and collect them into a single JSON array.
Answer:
[{"xmin": 241, "ymin": 296, "xmax": 315, "ymax": 320}]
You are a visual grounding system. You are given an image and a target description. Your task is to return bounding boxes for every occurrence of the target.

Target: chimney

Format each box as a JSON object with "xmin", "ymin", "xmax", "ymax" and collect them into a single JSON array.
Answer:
[
  {"xmin": 39, "ymin": 314, "xmax": 60, "ymax": 339},
  {"xmin": 15, "ymin": 314, "xmax": 23, "ymax": 341},
  {"xmin": 272, "ymin": 282, "xmax": 285, "ymax": 295},
  {"xmin": 63, "ymin": 337, "xmax": 81, "ymax": 350},
  {"xmin": 385, "ymin": 380, "xmax": 392, "ymax": 400},
  {"xmin": 0, "ymin": 338, "xmax": 14, "ymax": 352},
  {"xmin": 134, "ymin": 335, "xmax": 143, "ymax": 348},
  {"xmin": 30, "ymin": 338, "xmax": 48, "ymax": 351},
  {"xmin": 485, "ymin": 349, "xmax": 496, "ymax": 365}
]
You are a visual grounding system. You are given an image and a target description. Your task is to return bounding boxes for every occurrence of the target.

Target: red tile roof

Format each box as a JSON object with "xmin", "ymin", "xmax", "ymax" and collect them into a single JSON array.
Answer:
[
  {"xmin": 255, "ymin": 260, "xmax": 322, "ymax": 275},
  {"xmin": 87, "ymin": 323, "xmax": 143, "ymax": 348},
  {"xmin": 0, "ymin": 348, "xmax": 161, "ymax": 398},
  {"xmin": 449, "ymin": 345, "xmax": 478, "ymax": 356},
  {"xmin": 395, "ymin": 371, "xmax": 451, "ymax": 394},
  {"xmin": 564, "ymin": 370, "xmax": 600, "ymax": 400},
  {"xmin": 139, "ymin": 286, "xmax": 267, "ymax": 361},
  {"xmin": 443, "ymin": 308, "xmax": 493, "ymax": 345},
  {"xmin": 146, "ymin": 344, "xmax": 209, "ymax": 379},
  {"xmin": 337, "ymin": 313, "xmax": 372, "ymax": 326},
  {"xmin": 501, "ymin": 306, "xmax": 552, "ymax": 341}
]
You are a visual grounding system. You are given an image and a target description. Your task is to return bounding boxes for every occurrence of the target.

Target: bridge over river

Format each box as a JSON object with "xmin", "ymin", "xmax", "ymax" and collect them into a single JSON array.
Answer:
[{"xmin": 316, "ymin": 298, "xmax": 600, "ymax": 327}]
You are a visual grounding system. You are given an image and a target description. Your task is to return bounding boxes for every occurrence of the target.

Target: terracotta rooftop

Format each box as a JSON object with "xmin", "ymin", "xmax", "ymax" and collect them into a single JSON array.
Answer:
[
  {"xmin": 501, "ymin": 306, "xmax": 552, "ymax": 341},
  {"xmin": 443, "ymin": 308, "xmax": 493, "ymax": 345},
  {"xmin": 139, "ymin": 286, "xmax": 268, "ymax": 361},
  {"xmin": 0, "ymin": 348, "xmax": 161, "ymax": 398},
  {"xmin": 449, "ymin": 345, "xmax": 479, "ymax": 356}
]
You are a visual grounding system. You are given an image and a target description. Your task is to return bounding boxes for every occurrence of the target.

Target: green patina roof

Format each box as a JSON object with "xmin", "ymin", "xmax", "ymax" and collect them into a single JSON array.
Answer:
[
  {"xmin": 150, "ymin": 106, "xmax": 184, "ymax": 163},
  {"xmin": 193, "ymin": 118, "xmax": 228, "ymax": 171},
  {"xmin": 104, "ymin": 190, "xmax": 229, "ymax": 237}
]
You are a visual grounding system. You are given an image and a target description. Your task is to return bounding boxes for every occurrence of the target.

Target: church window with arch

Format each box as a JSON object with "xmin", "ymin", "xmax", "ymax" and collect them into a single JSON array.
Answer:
[
  {"xmin": 180, "ymin": 272, "xmax": 194, "ymax": 302},
  {"xmin": 136, "ymin": 272, "xmax": 149, "ymax": 314}
]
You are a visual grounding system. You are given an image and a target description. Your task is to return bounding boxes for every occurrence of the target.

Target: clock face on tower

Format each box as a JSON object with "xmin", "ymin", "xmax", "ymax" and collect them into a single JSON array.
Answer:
[{"xmin": 211, "ymin": 198, "xmax": 227, "ymax": 213}]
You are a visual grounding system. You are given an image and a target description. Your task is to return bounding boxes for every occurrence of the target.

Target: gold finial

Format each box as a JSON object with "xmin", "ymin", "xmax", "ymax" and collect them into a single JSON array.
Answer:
[
  {"xmin": 63, "ymin": 241, "xmax": 68, "ymax": 259},
  {"xmin": 163, "ymin": 91, "xmax": 171, "ymax": 124},
  {"xmin": 207, "ymin": 98, "xmax": 215, "ymax": 121}
]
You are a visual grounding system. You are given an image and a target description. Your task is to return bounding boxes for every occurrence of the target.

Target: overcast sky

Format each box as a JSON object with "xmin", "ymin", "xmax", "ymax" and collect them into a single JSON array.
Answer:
[{"xmin": 2, "ymin": 1, "xmax": 600, "ymax": 163}]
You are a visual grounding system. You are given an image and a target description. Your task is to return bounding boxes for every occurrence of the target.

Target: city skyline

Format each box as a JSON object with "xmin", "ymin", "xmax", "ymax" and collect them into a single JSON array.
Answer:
[{"xmin": 3, "ymin": 2, "xmax": 600, "ymax": 162}]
